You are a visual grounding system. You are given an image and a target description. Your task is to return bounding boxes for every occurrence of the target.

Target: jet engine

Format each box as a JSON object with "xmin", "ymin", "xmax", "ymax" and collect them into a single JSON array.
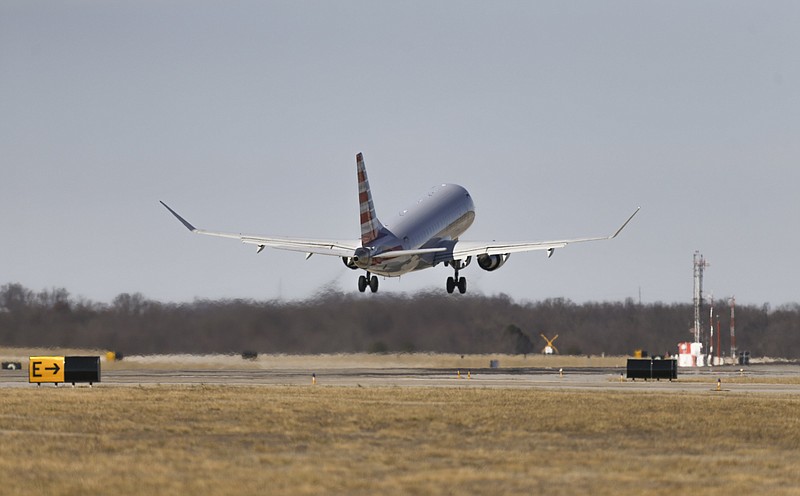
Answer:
[
  {"xmin": 477, "ymin": 253, "xmax": 510, "ymax": 271},
  {"xmin": 342, "ymin": 257, "xmax": 359, "ymax": 270},
  {"xmin": 351, "ymin": 247, "xmax": 372, "ymax": 269}
]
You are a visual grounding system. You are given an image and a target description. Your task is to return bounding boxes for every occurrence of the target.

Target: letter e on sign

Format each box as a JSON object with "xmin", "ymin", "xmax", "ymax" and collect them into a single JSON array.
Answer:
[{"xmin": 29, "ymin": 356, "xmax": 65, "ymax": 384}]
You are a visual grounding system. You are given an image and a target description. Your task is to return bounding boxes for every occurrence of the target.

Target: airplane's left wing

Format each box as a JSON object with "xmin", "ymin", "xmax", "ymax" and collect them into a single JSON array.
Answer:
[
  {"xmin": 160, "ymin": 201, "xmax": 360, "ymax": 257},
  {"xmin": 439, "ymin": 207, "xmax": 640, "ymax": 262}
]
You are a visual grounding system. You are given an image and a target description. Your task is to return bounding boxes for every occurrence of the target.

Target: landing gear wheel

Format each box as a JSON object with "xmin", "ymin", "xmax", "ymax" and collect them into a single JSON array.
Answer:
[
  {"xmin": 369, "ymin": 275, "xmax": 379, "ymax": 293},
  {"xmin": 358, "ymin": 275, "xmax": 367, "ymax": 293},
  {"xmin": 446, "ymin": 258, "xmax": 471, "ymax": 294}
]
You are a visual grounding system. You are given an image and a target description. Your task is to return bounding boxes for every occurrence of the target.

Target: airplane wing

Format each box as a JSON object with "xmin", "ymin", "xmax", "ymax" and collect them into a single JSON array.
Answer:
[
  {"xmin": 440, "ymin": 207, "xmax": 640, "ymax": 262},
  {"xmin": 160, "ymin": 201, "xmax": 360, "ymax": 258}
]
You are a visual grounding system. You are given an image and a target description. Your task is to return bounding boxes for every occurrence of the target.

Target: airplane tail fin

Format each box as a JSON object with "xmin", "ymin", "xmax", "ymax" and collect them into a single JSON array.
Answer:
[{"xmin": 356, "ymin": 152, "xmax": 385, "ymax": 246}]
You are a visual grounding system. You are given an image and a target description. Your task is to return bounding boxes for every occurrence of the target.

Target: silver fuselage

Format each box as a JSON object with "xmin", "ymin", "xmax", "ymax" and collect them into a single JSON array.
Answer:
[{"xmin": 367, "ymin": 183, "xmax": 475, "ymax": 276}]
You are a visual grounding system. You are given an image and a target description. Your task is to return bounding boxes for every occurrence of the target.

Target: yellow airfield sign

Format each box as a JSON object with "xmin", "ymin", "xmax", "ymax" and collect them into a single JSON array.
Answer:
[{"xmin": 29, "ymin": 356, "xmax": 65, "ymax": 384}]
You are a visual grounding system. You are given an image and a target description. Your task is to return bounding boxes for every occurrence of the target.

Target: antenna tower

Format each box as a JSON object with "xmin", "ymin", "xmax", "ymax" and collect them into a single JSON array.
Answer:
[
  {"xmin": 692, "ymin": 252, "xmax": 709, "ymax": 343},
  {"xmin": 730, "ymin": 297, "xmax": 736, "ymax": 359}
]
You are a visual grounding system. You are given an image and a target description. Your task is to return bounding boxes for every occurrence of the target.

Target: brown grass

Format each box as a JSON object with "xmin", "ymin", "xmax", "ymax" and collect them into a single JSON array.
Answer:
[{"xmin": 2, "ymin": 386, "xmax": 800, "ymax": 495}]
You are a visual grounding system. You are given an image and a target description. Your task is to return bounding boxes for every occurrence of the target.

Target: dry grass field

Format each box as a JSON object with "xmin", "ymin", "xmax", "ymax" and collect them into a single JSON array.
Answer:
[{"xmin": 2, "ymin": 385, "xmax": 800, "ymax": 495}]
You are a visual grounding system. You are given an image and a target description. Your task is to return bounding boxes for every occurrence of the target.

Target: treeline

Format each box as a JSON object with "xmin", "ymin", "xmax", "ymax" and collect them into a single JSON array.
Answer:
[{"xmin": 0, "ymin": 282, "xmax": 797, "ymax": 358}]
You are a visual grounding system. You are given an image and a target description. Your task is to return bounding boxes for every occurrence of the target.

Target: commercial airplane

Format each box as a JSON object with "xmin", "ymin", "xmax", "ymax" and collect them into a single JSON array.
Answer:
[{"xmin": 161, "ymin": 153, "xmax": 639, "ymax": 294}]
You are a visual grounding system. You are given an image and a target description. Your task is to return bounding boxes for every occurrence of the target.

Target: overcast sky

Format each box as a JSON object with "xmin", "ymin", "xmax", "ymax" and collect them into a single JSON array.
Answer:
[{"xmin": 2, "ymin": 1, "xmax": 799, "ymax": 306}]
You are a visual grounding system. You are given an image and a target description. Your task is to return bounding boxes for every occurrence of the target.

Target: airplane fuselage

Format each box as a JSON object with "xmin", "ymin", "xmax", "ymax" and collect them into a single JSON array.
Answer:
[{"xmin": 365, "ymin": 183, "xmax": 475, "ymax": 277}]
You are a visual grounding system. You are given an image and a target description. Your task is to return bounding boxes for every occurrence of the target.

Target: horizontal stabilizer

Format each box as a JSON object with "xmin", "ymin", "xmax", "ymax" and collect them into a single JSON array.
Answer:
[{"xmin": 374, "ymin": 247, "xmax": 447, "ymax": 259}]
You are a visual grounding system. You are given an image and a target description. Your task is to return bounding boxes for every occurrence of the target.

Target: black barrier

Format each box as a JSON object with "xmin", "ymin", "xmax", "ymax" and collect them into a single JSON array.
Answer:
[
  {"xmin": 738, "ymin": 351, "xmax": 751, "ymax": 365},
  {"xmin": 626, "ymin": 358, "xmax": 677, "ymax": 381},
  {"xmin": 64, "ymin": 356, "xmax": 101, "ymax": 385}
]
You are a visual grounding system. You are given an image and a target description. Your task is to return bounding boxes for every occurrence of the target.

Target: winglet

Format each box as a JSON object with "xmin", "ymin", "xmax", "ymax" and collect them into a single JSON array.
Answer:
[
  {"xmin": 160, "ymin": 201, "xmax": 197, "ymax": 232},
  {"xmin": 610, "ymin": 207, "xmax": 640, "ymax": 239}
]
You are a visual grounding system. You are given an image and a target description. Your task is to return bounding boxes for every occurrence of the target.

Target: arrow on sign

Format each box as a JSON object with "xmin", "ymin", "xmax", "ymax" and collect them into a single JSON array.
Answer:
[{"xmin": 45, "ymin": 362, "xmax": 60, "ymax": 375}]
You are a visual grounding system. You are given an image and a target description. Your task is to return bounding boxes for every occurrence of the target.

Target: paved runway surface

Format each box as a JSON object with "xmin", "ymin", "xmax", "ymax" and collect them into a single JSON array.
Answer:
[{"xmin": 3, "ymin": 364, "xmax": 800, "ymax": 394}]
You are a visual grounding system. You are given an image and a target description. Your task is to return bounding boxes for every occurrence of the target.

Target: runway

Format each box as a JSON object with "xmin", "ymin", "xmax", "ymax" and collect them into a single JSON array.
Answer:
[{"xmin": 3, "ymin": 362, "xmax": 800, "ymax": 394}]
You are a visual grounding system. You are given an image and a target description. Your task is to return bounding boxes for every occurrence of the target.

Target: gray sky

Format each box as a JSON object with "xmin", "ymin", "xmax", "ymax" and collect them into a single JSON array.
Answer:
[{"xmin": 2, "ymin": 1, "xmax": 799, "ymax": 306}]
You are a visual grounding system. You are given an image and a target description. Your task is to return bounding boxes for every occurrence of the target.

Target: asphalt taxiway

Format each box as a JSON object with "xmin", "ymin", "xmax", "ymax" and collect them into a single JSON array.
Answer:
[{"xmin": 3, "ymin": 364, "xmax": 800, "ymax": 394}]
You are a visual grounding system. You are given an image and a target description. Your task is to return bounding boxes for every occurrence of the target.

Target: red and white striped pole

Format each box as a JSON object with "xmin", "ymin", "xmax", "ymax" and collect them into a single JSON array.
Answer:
[{"xmin": 730, "ymin": 297, "xmax": 736, "ymax": 361}]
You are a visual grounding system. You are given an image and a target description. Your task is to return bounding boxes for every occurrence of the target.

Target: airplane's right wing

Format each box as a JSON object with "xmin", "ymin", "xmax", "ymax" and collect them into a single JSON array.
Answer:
[
  {"xmin": 437, "ymin": 207, "xmax": 640, "ymax": 262},
  {"xmin": 160, "ymin": 201, "xmax": 360, "ymax": 258}
]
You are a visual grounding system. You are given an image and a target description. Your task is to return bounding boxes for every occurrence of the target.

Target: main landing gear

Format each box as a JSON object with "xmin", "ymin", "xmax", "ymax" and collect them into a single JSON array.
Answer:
[
  {"xmin": 445, "ymin": 258, "xmax": 470, "ymax": 294},
  {"xmin": 358, "ymin": 272, "xmax": 379, "ymax": 293},
  {"xmin": 446, "ymin": 275, "xmax": 466, "ymax": 294}
]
